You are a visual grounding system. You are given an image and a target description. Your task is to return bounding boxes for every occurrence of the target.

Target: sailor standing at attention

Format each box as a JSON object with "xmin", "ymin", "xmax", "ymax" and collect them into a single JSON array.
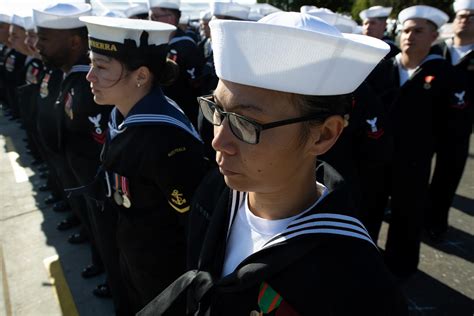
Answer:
[
  {"xmin": 139, "ymin": 12, "xmax": 407, "ymax": 316},
  {"xmin": 82, "ymin": 15, "xmax": 207, "ymax": 314},
  {"xmin": 426, "ymin": 0, "xmax": 473, "ymax": 242}
]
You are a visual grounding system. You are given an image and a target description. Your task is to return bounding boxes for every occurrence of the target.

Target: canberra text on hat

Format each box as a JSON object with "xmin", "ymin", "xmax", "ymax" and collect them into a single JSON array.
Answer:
[{"xmin": 89, "ymin": 39, "xmax": 118, "ymax": 52}]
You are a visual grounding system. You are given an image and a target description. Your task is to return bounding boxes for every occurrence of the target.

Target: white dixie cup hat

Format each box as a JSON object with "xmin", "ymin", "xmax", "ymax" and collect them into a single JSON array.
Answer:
[{"xmin": 210, "ymin": 11, "xmax": 390, "ymax": 95}]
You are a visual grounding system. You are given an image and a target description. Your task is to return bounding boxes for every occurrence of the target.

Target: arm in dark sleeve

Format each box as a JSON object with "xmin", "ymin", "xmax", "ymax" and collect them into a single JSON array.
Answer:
[
  {"xmin": 177, "ymin": 42, "xmax": 205, "ymax": 89},
  {"xmin": 153, "ymin": 128, "xmax": 207, "ymax": 215},
  {"xmin": 353, "ymin": 82, "xmax": 392, "ymax": 166},
  {"xmin": 70, "ymin": 76, "xmax": 112, "ymax": 145}
]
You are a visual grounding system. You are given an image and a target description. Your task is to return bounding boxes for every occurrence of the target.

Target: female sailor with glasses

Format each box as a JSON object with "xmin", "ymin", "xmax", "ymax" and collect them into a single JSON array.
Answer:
[{"xmin": 139, "ymin": 12, "xmax": 408, "ymax": 316}]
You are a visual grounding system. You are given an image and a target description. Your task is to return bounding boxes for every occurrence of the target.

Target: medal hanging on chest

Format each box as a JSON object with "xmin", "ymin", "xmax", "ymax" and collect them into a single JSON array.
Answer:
[
  {"xmin": 39, "ymin": 73, "xmax": 51, "ymax": 98},
  {"xmin": 423, "ymin": 75, "xmax": 435, "ymax": 90},
  {"xmin": 64, "ymin": 90, "xmax": 74, "ymax": 120},
  {"xmin": 113, "ymin": 173, "xmax": 132, "ymax": 208},
  {"xmin": 5, "ymin": 54, "xmax": 15, "ymax": 72},
  {"xmin": 121, "ymin": 176, "xmax": 131, "ymax": 208}
]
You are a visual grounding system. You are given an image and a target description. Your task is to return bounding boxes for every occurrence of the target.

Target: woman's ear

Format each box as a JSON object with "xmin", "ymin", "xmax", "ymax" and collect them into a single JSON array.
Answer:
[
  {"xmin": 135, "ymin": 66, "xmax": 151, "ymax": 86},
  {"xmin": 307, "ymin": 115, "xmax": 345, "ymax": 156}
]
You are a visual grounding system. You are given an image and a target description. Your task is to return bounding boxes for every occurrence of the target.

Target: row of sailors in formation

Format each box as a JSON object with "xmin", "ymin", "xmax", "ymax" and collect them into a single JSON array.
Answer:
[{"xmin": 0, "ymin": 0, "xmax": 472, "ymax": 315}]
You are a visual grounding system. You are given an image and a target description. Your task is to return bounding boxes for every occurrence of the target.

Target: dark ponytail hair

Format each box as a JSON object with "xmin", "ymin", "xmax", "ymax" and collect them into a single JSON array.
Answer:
[{"xmin": 114, "ymin": 31, "xmax": 179, "ymax": 87}]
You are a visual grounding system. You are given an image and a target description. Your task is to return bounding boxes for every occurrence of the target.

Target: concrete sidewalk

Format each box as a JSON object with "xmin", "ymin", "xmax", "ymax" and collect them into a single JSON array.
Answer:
[
  {"xmin": 0, "ymin": 104, "xmax": 473, "ymax": 315},
  {"xmin": 0, "ymin": 109, "xmax": 114, "ymax": 316}
]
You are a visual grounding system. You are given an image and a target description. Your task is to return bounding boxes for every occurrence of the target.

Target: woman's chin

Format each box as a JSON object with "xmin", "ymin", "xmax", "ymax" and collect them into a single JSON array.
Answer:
[
  {"xmin": 93, "ymin": 95, "xmax": 109, "ymax": 105},
  {"xmin": 223, "ymin": 175, "xmax": 250, "ymax": 192}
]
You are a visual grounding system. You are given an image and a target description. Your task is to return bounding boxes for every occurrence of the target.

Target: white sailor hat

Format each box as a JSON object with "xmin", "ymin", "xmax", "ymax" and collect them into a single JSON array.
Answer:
[
  {"xmin": 179, "ymin": 15, "xmax": 189, "ymax": 25},
  {"xmin": 23, "ymin": 16, "xmax": 35, "ymax": 31},
  {"xmin": 200, "ymin": 10, "xmax": 212, "ymax": 21},
  {"xmin": 101, "ymin": 10, "xmax": 127, "ymax": 18},
  {"xmin": 247, "ymin": 11, "xmax": 264, "ymax": 21},
  {"xmin": 148, "ymin": 0, "xmax": 181, "ymax": 10},
  {"xmin": 211, "ymin": 2, "xmax": 250, "ymax": 20},
  {"xmin": 398, "ymin": 5, "xmax": 449, "ymax": 29},
  {"xmin": 453, "ymin": 0, "xmax": 474, "ymax": 12},
  {"xmin": 300, "ymin": 5, "xmax": 318, "ymax": 14},
  {"xmin": 33, "ymin": 3, "xmax": 92, "ymax": 29},
  {"xmin": 124, "ymin": 3, "xmax": 149, "ymax": 18},
  {"xmin": 11, "ymin": 12, "xmax": 28, "ymax": 29},
  {"xmin": 0, "ymin": 11, "xmax": 11, "ymax": 24},
  {"xmin": 359, "ymin": 6, "xmax": 392, "ymax": 20},
  {"xmin": 307, "ymin": 8, "xmax": 358, "ymax": 33},
  {"xmin": 210, "ymin": 12, "xmax": 389, "ymax": 95},
  {"xmin": 80, "ymin": 16, "xmax": 175, "ymax": 58},
  {"xmin": 10, "ymin": 10, "xmax": 35, "ymax": 31}
]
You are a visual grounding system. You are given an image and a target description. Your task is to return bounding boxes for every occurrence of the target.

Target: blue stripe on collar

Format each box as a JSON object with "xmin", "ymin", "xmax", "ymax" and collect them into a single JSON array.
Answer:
[
  {"xmin": 70, "ymin": 65, "xmax": 91, "ymax": 73},
  {"xmin": 169, "ymin": 36, "xmax": 196, "ymax": 45},
  {"xmin": 124, "ymin": 114, "xmax": 202, "ymax": 141},
  {"xmin": 108, "ymin": 89, "xmax": 202, "ymax": 142}
]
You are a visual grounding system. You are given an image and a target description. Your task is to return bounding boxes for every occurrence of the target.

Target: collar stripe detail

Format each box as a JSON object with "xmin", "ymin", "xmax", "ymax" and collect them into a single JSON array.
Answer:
[
  {"xmin": 286, "ymin": 221, "xmax": 370, "ymax": 236},
  {"xmin": 264, "ymin": 218, "xmax": 374, "ymax": 248},
  {"xmin": 124, "ymin": 114, "xmax": 202, "ymax": 142},
  {"xmin": 226, "ymin": 191, "xmax": 376, "ymax": 248},
  {"xmin": 70, "ymin": 65, "xmax": 91, "ymax": 73},
  {"xmin": 169, "ymin": 36, "xmax": 196, "ymax": 45},
  {"xmin": 290, "ymin": 213, "xmax": 368, "ymax": 231},
  {"xmin": 263, "ymin": 228, "xmax": 377, "ymax": 249}
]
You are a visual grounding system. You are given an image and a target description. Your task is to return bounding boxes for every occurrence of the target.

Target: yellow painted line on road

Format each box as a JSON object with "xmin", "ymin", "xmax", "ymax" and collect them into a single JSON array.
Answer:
[
  {"xmin": 0, "ymin": 244, "xmax": 12, "ymax": 316},
  {"xmin": 43, "ymin": 255, "xmax": 79, "ymax": 316},
  {"xmin": 3, "ymin": 136, "xmax": 28, "ymax": 183}
]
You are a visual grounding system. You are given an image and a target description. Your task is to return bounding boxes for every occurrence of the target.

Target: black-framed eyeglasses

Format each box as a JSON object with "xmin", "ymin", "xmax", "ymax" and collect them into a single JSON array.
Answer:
[
  {"xmin": 197, "ymin": 94, "xmax": 330, "ymax": 145},
  {"xmin": 455, "ymin": 13, "xmax": 474, "ymax": 21}
]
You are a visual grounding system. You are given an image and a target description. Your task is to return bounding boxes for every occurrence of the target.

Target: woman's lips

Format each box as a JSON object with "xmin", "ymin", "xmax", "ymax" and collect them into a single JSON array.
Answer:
[{"xmin": 218, "ymin": 164, "xmax": 238, "ymax": 176}]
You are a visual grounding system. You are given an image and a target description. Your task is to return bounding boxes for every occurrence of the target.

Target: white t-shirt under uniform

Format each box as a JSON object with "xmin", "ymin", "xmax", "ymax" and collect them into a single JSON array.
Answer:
[{"xmin": 222, "ymin": 182, "xmax": 328, "ymax": 277}]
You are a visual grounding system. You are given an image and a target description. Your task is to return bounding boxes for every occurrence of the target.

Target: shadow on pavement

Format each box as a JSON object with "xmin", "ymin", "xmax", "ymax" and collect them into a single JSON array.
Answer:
[
  {"xmin": 422, "ymin": 226, "xmax": 474, "ymax": 264},
  {"xmin": 1, "ymin": 115, "xmax": 114, "ymax": 316},
  {"xmin": 402, "ymin": 270, "xmax": 473, "ymax": 316},
  {"xmin": 452, "ymin": 194, "xmax": 474, "ymax": 217}
]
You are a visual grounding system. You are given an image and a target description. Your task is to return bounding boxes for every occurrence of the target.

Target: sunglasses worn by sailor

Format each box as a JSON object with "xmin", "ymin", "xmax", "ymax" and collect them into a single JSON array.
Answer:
[{"xmin": 198, "ymin": 94, "xmax": 330, "ymax": 145}]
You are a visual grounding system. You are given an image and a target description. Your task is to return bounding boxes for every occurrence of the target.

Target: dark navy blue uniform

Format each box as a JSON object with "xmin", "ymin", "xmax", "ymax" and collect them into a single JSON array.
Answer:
[
  {"xmin": 319, "ymin": 82, "xmax": 390, "ymax": 216},
  {"xmin": 100, "ymin": 88, "xmax": 207, "ymax": 314},
  {"xmin": 0, "ymin": 45, "xmax": 12, "ymax": 103},
  {"xmin": 425, "ymin": 40, "xmax": 473, "ymax": 238},
  {"xmin": 17, "ymin": 58, "xmax": 43, "ymax": 160},
  {"xmin": 138, "ymin": 164, "xmax": 407, "ymax": 316},
  {"xmin": 366, "ymin": 54, "xmax": 469, "ymax": 276},
  {"xmin": 3, "ymin": 49, "xmax": 26, "ymax": 118},
  {"xmin": 57, "ymin": 57, "xmax": 112, "ymax": 279},
  {"xmin": 164, "ymin": 28, "xmax": 205, "ymax": 126}
]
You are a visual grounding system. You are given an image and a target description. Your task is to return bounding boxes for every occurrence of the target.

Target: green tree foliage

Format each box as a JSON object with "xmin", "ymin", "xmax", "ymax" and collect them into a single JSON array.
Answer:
[
  {"xmin": 257, "ymin": 0, "xmax": 455, "ymax": 19},
  {"xmin": 352, "ymin": 0, "xmax": 371, "ymax": 21},
  {"xmin": 256, "ymin": 0, "xmax": 354, "ymax": 13},
  {"xmin": 391, "ymin": 0, "xmax": 454, "ymax": 18}
]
